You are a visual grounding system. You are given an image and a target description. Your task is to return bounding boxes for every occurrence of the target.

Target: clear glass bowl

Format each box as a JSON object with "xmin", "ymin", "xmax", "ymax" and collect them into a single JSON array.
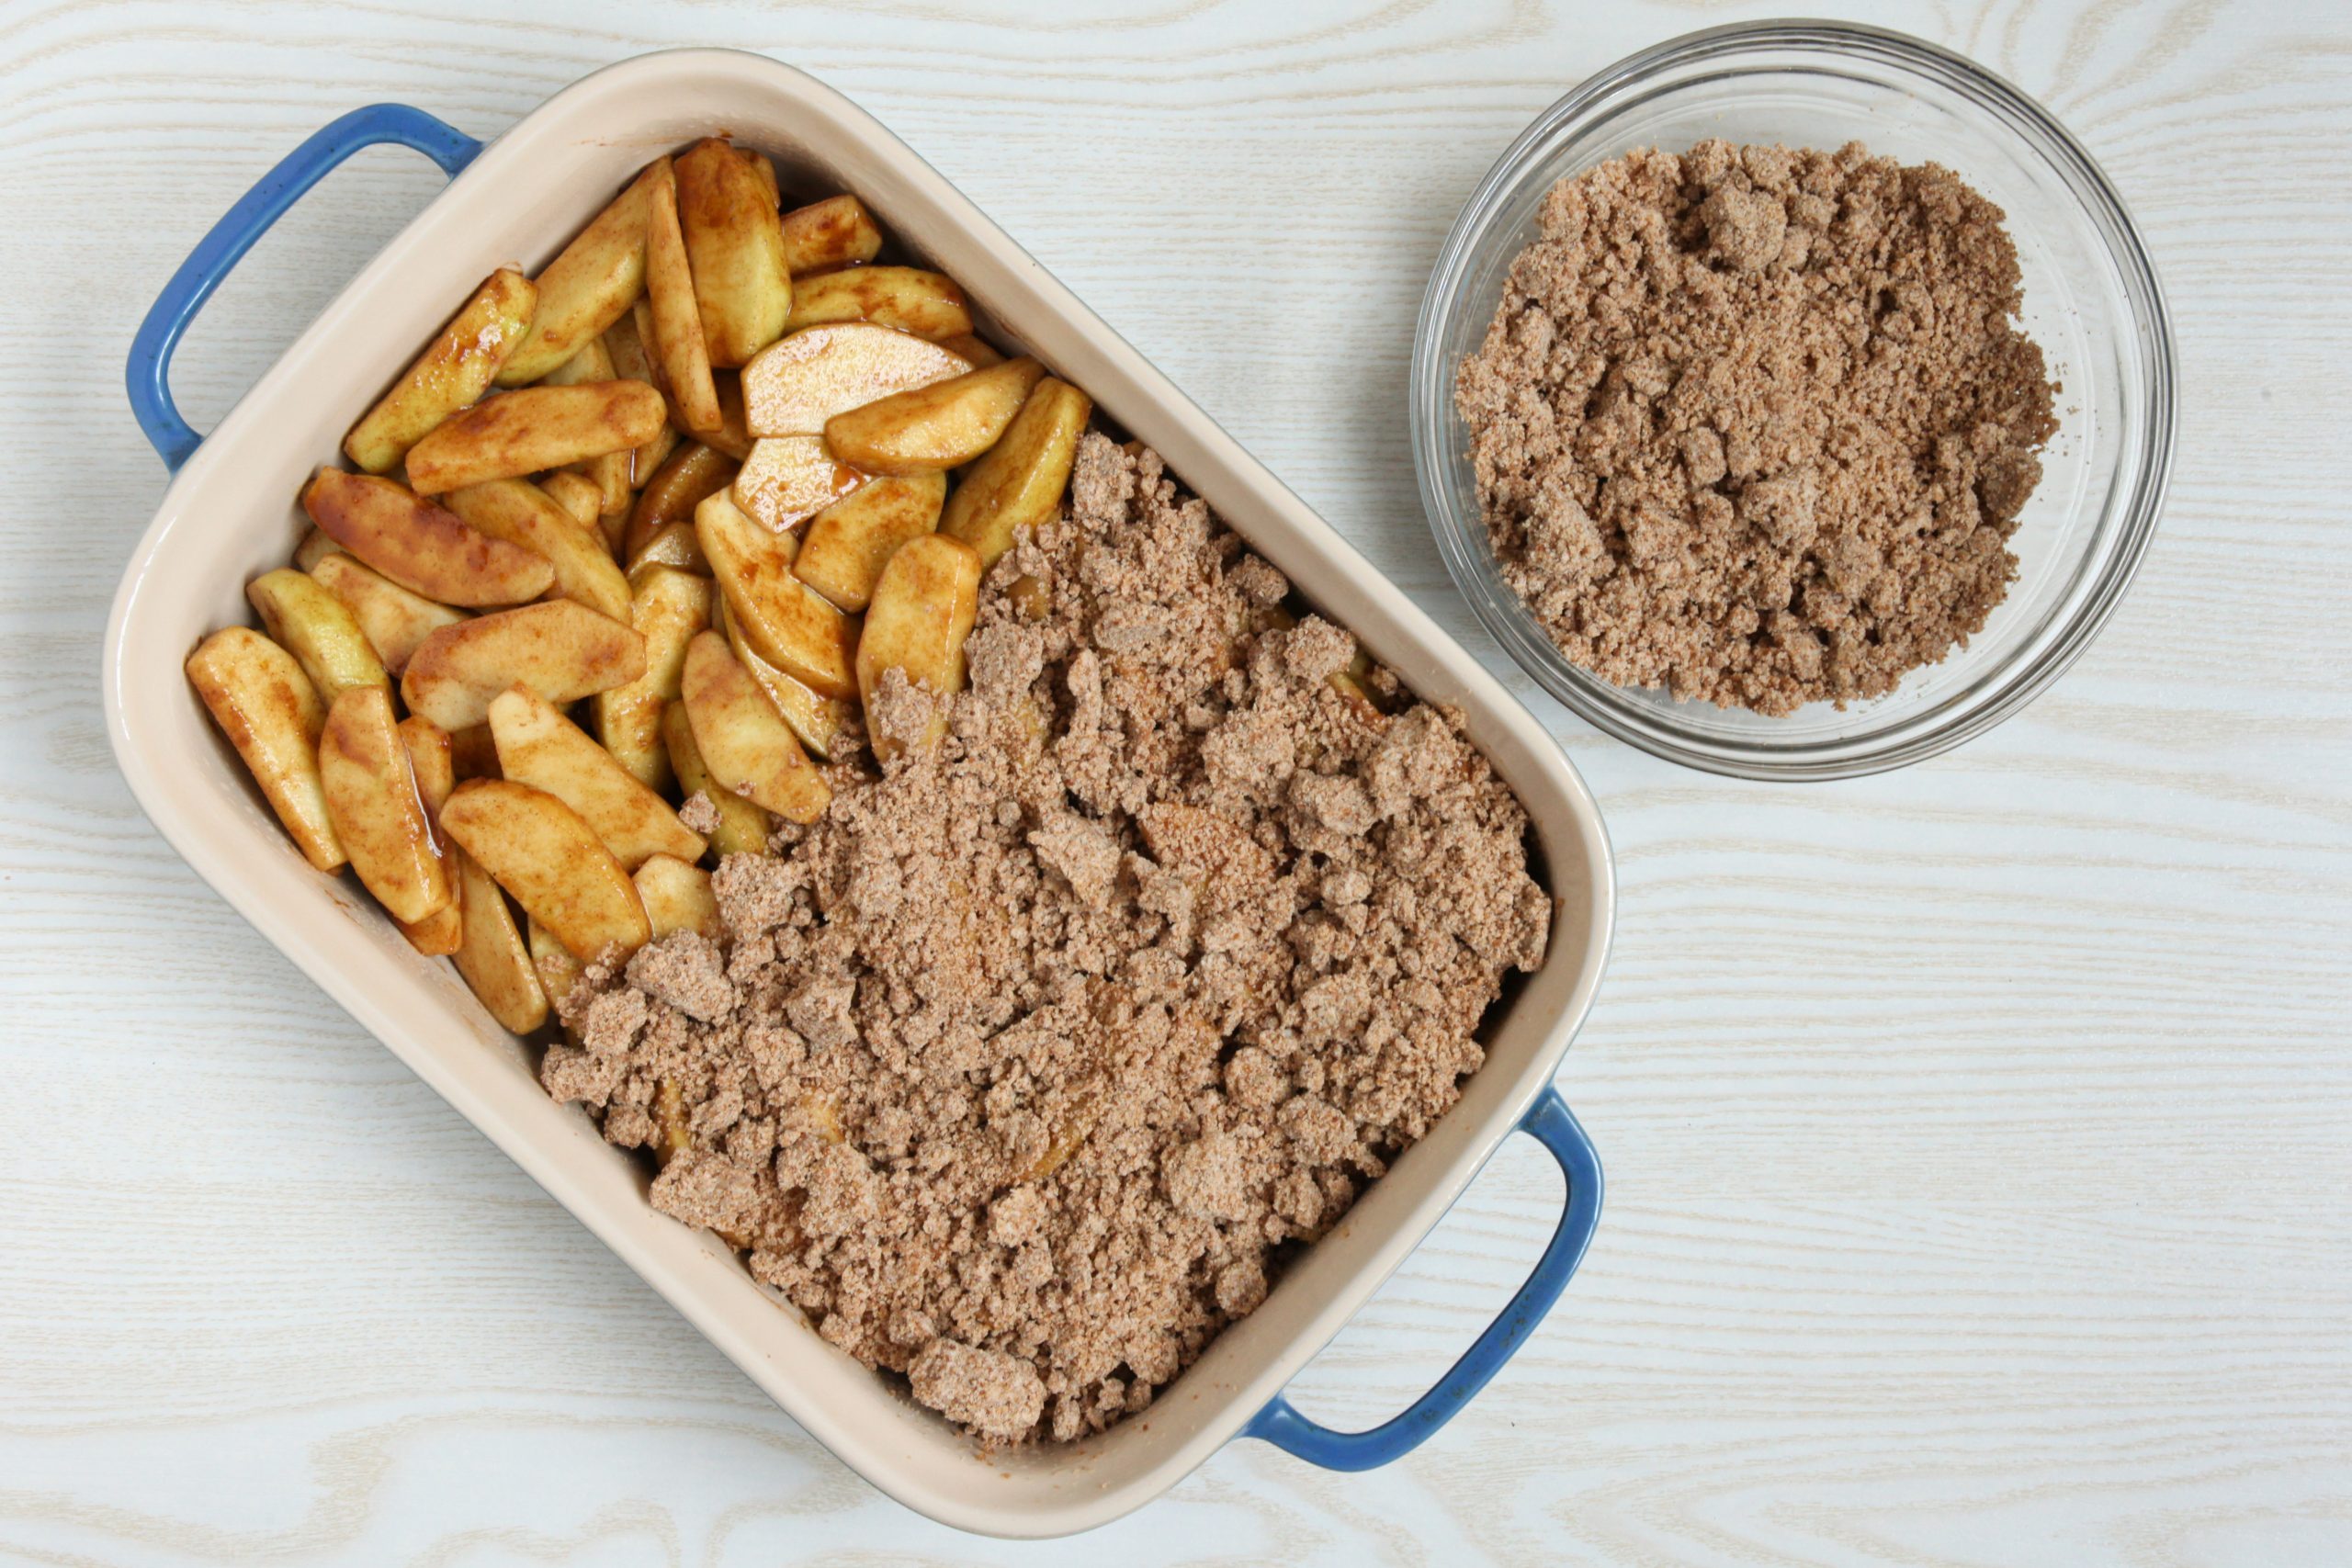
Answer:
[{"xmin": 1411, "ymin": 20, "xmax": 2177, "ymax": 779}]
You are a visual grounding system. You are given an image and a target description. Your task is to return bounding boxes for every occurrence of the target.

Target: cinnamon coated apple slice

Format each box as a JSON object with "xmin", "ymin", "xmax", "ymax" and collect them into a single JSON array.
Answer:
[
  {"xmin": 401, "ymin": 601, "xmax": 646, "ymax": 731},
  {"xmin": 307, "ymin": 554, "xmax": 469, "ymax": 674},
  {"xmin": 451, "ymin": 844, "xmax": 548, "ymax": 1033},
  {"xmin": 318, "ymin": 685, "xmax": 449, "ymax": 926},
  {"xmin": 497, "ymin": 161, "xmax": 667, "ymax": 387},
  {"xmin": 792, "ymin": 474, "xmax": 946, "ymax": 612},
  {"xmin": 403, "ymin": 381, "xmax": 667, "ymax": 494},
  {"xmin": 442, "ymin": 478, "xmax": 631, "ymax": 624},
  {"xmin": 679, "ymin": 631, "xmax": 831, "ymax": 823},
  {"xmin": 777, "ymin": 194, "xmax": 883, "ymax": 274},
  {"xmin": 785, "ymin": 265, "xmax": 973, "ymax": 341},
  {"xmin": 440, "ymin": 779, "xmax": 650, "ymax": 962},
  {"xmin": 627, "ymin": 441, "xmax": 739, "ymax": 560},
  {"xmin": 186, "ymin": 627, "xmax": 345, "ymax": 873},
  {"xmin": 674, "ymin": 137, "xmax": 790, "ymax": 369},
  {"xmin": 393, "ymin": 716, "xmax": 462, "ymax": 957},
  {"xmin": 594, "ymin": 565, "xmax": 712, "ymax": 792},
  {"xmin": 823, "ymin": 358, "xmax": 1046, "ymax": 477},
  {"xmin": 740, "ymin": 322, "xmax": 969, "ymax": 437},
  {"xmin": 855, "ymin": 534, "xmax": 980, "ymax": 762},
  {"xmin": 696, "ymin": 486, "xmax": 860, "ymax": 698},
  {"xmin": 642, "ymin": 158, "xmax": 722, "ymax": 434},
  {"xmin": 661, "ymin": 701, "xmax": 773, "ymax": 858},
  {"xmin": 345, "ymin": 268, "xmax": 536, "ymax": 473},
  {"xmin": 939, "ymin": 378, "xmax": 1091, "ymax": 568},
  {"xmin": 244, "ymin": 567, "xmax": 389, "ymax": 707},
  {"xmin": 715, "ymin": 592, "xmax": 859, "ymax": 761},
  {"xmin": 302, "ymin": 468, "xmax": 554, "ymax": 608},
  {"xmin": 488, "ymin": 683, "xmax": 706, "ymax": 870},
  {"xmin": 634, "ymin": 853, "xmax": 723, "ymax": 942}
]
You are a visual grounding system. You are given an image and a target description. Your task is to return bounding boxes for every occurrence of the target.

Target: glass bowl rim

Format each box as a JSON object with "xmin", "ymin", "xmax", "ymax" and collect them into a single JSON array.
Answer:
[{"xmin": 1408, "ymin": 17, "xmax": 2179, "ymax": 780}]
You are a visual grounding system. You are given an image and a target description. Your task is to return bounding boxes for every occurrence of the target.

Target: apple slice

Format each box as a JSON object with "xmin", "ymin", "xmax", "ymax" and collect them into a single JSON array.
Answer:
[
  {"xmin": 307, "ymin": 554, "xmax": 467, "ymax": 675},
  {"xmin": 537, "ymin": 337, "xmax": 635, "ymax": 517},
  {"xmin": 680, "ymin": 631, "xmax": 831, "ymax": 823},
  {"xmin": 497, "ymin": 161, "xmax": 665, "ymax": 386},
  {"xmin": 294, "ymin": 526, "xmax": 340, "ymax": 572},
  {"xmin": 697, "ymin": 486, "xmax": 859, "ymax": 698},
  {"xmin": 785, "ymin": 265, "xmax": 973, "ymax": 340},
  {"xmin": 594, "ymin": 565, "xmax": 712, "ymax": 791},
  {"xmin": 661, "ymin": 700, "xmax": 772, "ymax": 858},
  {"xmin": 716, "ymin": 592, "xmax": 859, "ymax": 760},
  {"xmin": 933, "ymin": 333, "xmax": 1005, "ymax": 369},
  {"xmin": 571, "ymin": 451, "xmax": 634, "ymax": 532},
  {"xmin": 319, "ymin": 685, "xmax": 449, "ymax": 925},
  {"xmin": 245, "ymin": 567, "xmax": 389, "ymax": 706},
  {"xmin": 394, "ymin": 716, "xmax": 462, "ymax": 956},
  {"xmin": 689, "ymin": 370, "xmax": 755, "ymax": 460},
  {"xmin": 627, "ymin": 441, "xmax": 738, "ymax": 560},
  {"xmin": 792, "ymin": 473, "xmax": 945, "ymax": 613},
  {"xmin": 823, "ymin": 357, "xmax": 1046, "ymax": 476},
  {"xmin": 629, "ymin": 422, "xmax": 684, "ymax": 498},
  {"xmin": 527, "ymin": 915, "xmax": 586, "ymax": 1015},
  {"xmin": 642, "ymin": 158, "xmax": 722, "ymax": 434},
  {"xmin": 605, "ymin": 303, "xmax": 662, "ymax": 388},
  {"xmin": 741, "ymin": 322, "xmax": 970, "ymax": 437},
  {"xmin": 345, "ymin": 268, "xmax": 536, "ymax": 472},
  {"xmin": 401, "ymin": 601, "xmax": 647, "ymax": 730},
  {"xmin": 488, "ymin": 683, "xmax": 705, "ymax": 870},
  {"xmin": 302, "ymin": 468, "xmax": 553, "ymax": 608},
  {"xmin": 778, "ymin": 194, "xmax": 883, "ymax": 274},
  {"xmin": 741, "ymin": 146, "xmax": 780, "ymax": 207},
  {"xmin": 450, "ymin": 844, "xmax": 547, "ymax": 1032},
  {"xmin": 603, "ymin": 308, "xmax": 680, "ymax": 485},
  {"xmin": 538, "ymin": 334, "xmax": 615, "ymax": 386},
  {"xmin": 856, "ymin": 534, "xmax": 981, "ymax": 762},
  {"xmin": 404, "ymin": 381, "xmax": 667, "ymax": 494},
  {"xmin": 635, "ymin": 853, "xmax": 723, "ymax": 942},
  {"xmin": 731, "ymin": 436, "xmax": 868, "ymax": 534},
  {"xmin": 940, "ymin": 378, "xmax": 1092, "ymax": 568},
  {"xmin": 624, "ymin": 520, "xmax": 709, "ymax": 580},
  {"xmin": 398, "ymin": 716, "xmax": 455, "ymax": 812},
  {"xmin": 676, "ymin": 137, "xmax": 791, "ymax": 368},
  {"xmin": 186, "ymin": 627, "xmax": 345, "ymax": 872},
  {"xmin": 537, "ymin": 469, "xmax": 606, "ymax": 532},
  {"xmin": 441, "ymin": 779, "xmax": 650, "ymax": 962},
  {"xmin": 441, "ymin": 478, "xmax": 631, "ymax": 624}
]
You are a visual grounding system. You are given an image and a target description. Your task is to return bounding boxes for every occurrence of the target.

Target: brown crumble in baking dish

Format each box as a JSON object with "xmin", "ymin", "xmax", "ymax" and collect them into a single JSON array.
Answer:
[{"xmin": 548, "ymin": 434, "xmax": 1551, "ymax": 1443}]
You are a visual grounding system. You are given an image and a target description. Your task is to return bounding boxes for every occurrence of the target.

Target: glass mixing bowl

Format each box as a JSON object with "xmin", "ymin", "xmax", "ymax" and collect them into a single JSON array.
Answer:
[{"xmin": 1411, "ymin": 19, "xmax": 2177, "ymax": 779}]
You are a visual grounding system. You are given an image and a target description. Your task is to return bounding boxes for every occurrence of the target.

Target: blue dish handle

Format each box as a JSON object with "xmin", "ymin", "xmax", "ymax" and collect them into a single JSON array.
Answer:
[
  {"xmin": 1244, "ymin": 1085, "xmax": 1601, "ymax": 1471},
  {"xmin": 125, "ymin": 104, "xmax": 485, "ymax": 472}
]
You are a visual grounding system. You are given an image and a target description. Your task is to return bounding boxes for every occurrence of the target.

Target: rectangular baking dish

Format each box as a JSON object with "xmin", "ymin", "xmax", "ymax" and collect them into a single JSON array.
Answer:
[{"xmin": 105, "ymin": 50, "xmax": 1612, "ymax": 1538}]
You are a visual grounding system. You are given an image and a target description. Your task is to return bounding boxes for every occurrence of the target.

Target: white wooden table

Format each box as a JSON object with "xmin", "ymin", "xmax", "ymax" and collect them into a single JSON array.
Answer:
[{"xmin": 6, "ymin": 2, "xmax": 2346, "ymax": 1562}]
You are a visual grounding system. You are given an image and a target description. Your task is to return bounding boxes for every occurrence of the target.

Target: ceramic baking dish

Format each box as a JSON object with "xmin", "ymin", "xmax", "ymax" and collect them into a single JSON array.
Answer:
[{"xmin": 106, "ymin": 50, "xmax": 1611, "ymax": 1537}]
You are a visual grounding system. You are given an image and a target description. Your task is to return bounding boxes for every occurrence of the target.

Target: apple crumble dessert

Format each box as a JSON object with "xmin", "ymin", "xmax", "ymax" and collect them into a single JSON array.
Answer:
[
  {"xmin": 185, "ymin": 138, "xmax": 1551, "ymax": 1447},
  {"xmin": 547, "ymin": 435, "xmax": 1552, "ymax": 1442}
]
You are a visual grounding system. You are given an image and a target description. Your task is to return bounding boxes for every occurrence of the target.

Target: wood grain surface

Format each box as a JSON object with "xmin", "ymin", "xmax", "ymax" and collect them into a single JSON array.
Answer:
[{"xmin": 4, "ymin": 1, "xmax": 2346, "ymax": 1562}]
